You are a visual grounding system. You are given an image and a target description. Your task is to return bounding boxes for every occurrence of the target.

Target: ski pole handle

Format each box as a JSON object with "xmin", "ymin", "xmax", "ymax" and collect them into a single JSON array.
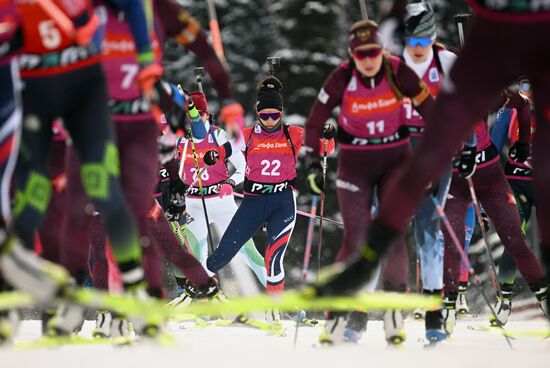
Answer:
[
  {"xmin": 194, "ymin": 67, "xmax": 205, "ymax": 94},
  {"xmin": 267, "ymin": 57, "xmax": 281, "ymax": 76},
  {"xmin": 454, "ymin": 13, "xmax": 471, "ymax": 48}
]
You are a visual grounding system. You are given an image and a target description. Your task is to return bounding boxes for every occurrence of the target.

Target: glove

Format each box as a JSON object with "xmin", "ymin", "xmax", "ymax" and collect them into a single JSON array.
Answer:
[
  {"xmin": 508, "ymin": 142, "xmax": 530, "ymax": 163},
  {"xmin": 306, "ymin": 160, "xmax": 324, "ymax": 195},
  {"xmin": 158, "ymin": 133, "xmax": 177, "ymax": 164},
  {"xmin": 166, "ymin": 193, "xmax": 186, "ymax": 222},
  {"xmin": 184, "ymin": 277, "xmax": 222, "ymax": 300},
  {"xmin": 170, "ymin": 178, "xmax": 188, "ymax": 196},
  {"xmin": 138, "ymin": 63, "xmax": 164, "ymax": 99},
  {"xmin": 204, "ymin": 150, "xmax": 220, "ymax": 166},
  {"xmin": 217, "ymin": 179, "xmax": 235, "ymax": 199},
  {"xmin": 321, "ymin": 124, "xmax": 337, "ymax": 140},
  {"xmin": 152, "ymin": 82, "xmax": 190, "ymax": 134},
  {"xmin": 453, "ymin": 145, "xmax": 477, "ymax": 179}
]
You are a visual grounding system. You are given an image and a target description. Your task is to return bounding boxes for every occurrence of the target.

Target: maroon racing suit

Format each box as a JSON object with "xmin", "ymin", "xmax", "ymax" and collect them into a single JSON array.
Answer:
[
  {"xmin": 304, "ymin": 56, "xmax": 434, "ymax": 291},
  {"xmin": 443, "ymin": 118, "xmax": 544, "ymax": 298}
]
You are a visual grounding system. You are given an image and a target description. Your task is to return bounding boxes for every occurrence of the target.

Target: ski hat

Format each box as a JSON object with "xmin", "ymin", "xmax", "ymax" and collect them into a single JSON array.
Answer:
[
  {"xmin": 404, "ymin": 2, "xmax": 437, "ymax": 39},
  {"xmin": 256, "ymin": 76, "xmax": 283, "ymax": 112},
  {"xmin": 348, "ymin": 20, "xmax": 381, "ymax": 51},
  {"xmin": 190, "ymin": 91, "xmax": 208, "ymax": 115}
]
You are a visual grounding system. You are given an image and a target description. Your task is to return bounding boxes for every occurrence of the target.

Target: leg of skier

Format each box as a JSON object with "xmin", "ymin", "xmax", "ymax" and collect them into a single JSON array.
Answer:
[
  {"xmin": 212, "ymin": 195, "xmax": 267, "ymax": 287},
  {"xmin": 472, "ymin": 162, "xmax": 546, "ymax": 324},
  {"xmin": 263, "ymin": 190, "xmax": 296, "ymax": 296},
  {"xmin": 529, "ymin": 72, "xmax": 550, "ymax": 318},
  {"xmin": 497, "ymin": 180, "xmax": 534, "ymax": 286},
  {"xmin": 206, "ymin": 195, "xmax": 267, "ymax": 279},
  {"xmin": 441, "ymin": 176, "xmax": 469, "ymax": 335}
]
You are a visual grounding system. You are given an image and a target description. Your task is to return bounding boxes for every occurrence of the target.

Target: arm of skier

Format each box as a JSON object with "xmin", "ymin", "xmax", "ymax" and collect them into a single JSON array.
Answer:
[
  {"xmin": 508, "ymin": 93, "xmax": 532, "ymax": 161},
  {"xmin": 110, "ymin": 0, "xmax": 155, "ymax": 66},
  {"xmin": 216, "ymin": 129, "xmax": 245, "ymax": 186},
  {"xmin": 304, "ymin": 65, "xmax": 347, "ymax": 158}
]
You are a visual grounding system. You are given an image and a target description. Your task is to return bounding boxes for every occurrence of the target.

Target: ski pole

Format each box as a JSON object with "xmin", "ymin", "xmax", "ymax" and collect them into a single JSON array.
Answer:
[
  {"xmin": 206, "ymin": 0, "xmax": 226, "ymax": 65},
  {"xmin": 431, "ymin": 196, "xmax": 513, "ymax": 349},
  {"xmin": 315, "ymin": 125, "xmax": 330, "ymax": 283},
  {"xmin": 302, "ymin": 195, "xmax": 319, "ymax": 282},
  {"xmin": 466, "ymin": 178, "xmax": 501, "ymax": 293},
  {"xmin": 358, "ymin": 0, "xmax": 368, "ymax": 20}
]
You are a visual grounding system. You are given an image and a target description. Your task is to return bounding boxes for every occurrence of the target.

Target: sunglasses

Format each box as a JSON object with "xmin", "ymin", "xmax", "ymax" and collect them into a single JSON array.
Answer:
[
  {"xmin": 352, "ymin": 47, "xmax": 383, "ymax": 60},
  {"xmin": 405, "ymin": 37, "xmax": 433, "ymax": 48},
  {"xmin": 258, "ymin": 112, "xmax": 282, "ymax": 121},
  {"xmin": 519, "ymin": 82, "xmax": 532, "ymax": 91}
]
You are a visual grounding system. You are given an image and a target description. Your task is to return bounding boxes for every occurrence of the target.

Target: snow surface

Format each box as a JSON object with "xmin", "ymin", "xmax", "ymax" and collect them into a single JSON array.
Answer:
[{"xmin": 2, "ymin": 317, "xmax": 549, "ymax": 368}]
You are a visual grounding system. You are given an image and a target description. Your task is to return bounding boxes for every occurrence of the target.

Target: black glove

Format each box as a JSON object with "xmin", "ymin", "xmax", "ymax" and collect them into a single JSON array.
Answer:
[
  {"xmin": 453, "ymin": 145, "xmax": 477, "ymax": 179},
  {"xmin": 170, "ymin": 178, "xmax": 188, "ymax": 196},
  {"xmin": 321, "ymin": 124, "xmax": 337, "ymax": 140},
  {"xmin": 508, "ymin": 142, "xmax": 530, "ymax": 163},
  {"xmin": 184, "ymin": 277, "xmax": 221, "ymax": 299},
  {"xmin": 204, "ymin": 150, "xmax": 220, "ymax": 166},
  {"xmin": 165, "ymin": 192, "xmax": 186, "ymax": 222},
  {"xmin": 306, "ymin": 160, "xmax": 324, "ymax": 195}
]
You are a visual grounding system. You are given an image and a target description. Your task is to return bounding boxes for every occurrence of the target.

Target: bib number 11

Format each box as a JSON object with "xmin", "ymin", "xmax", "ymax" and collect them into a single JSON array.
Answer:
[{"xmin": 367, "ymin": 120, "xmax": 385, "ymax": 135}]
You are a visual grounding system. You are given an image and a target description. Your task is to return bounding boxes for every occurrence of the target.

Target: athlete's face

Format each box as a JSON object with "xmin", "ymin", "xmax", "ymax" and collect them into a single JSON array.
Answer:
[
  {"xmin": 258, "ymin": 108, "xmax": 282, "ymax": 129},
  {"xmin": 351, "ymin": 44, "xmax": 384, "ymax": 77},
  {"xmin": 405, "ymin": 38, "xmax": 434, "ymax": 63}
]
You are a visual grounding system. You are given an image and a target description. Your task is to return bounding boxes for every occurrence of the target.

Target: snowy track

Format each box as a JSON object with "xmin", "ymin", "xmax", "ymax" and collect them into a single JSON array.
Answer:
[{"xmin": 2, "ymin": 318, "xmax": 549, "ymax": 368}]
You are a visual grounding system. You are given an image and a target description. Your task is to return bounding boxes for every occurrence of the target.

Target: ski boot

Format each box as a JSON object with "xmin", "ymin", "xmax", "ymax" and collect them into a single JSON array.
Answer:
[
  {"xmin": 0, "ymin": 309, "xmax": 19, "ymax": 345},
  {"xmin": 532, "ymin": 284, "xmax": 549, "ymax": 319},
  {"xmin": 383, "ymin": 310, "xmax": 407, "ymax": 346},
  {"xmin": 46, "ymin": 302, "xmax": 85, "ymax": 337},
  {"xmin": 489, "ymin": 283, "xmax": 513, "ymax": 327},
  {"xmin": 0, "ymin": 232, "xmax": 71, "ymax": 303},
  {"xmin": 442, "ymin": 295, "xmax": 457, "ymax": 335},
  {"xmin": 41, "ymin": 308, "xmax": 56, "ymax": 336},
  {"xmin": 343, "ymin": 311, "xmax": 367, "ymax": 343},
  {"xmin": 319, "ymin": 311, "xmax": 347, "ymax": 345},
  {"xmin": 110, "ymin": 315, "xmax": 133, "ymax": 345},
  {"xmin": 425, "ymin": 309, "xmax": 446, "ymax": 345},
  {"xmin": 92, "ymin": 311, "xmax": 112, "ymax": 338},
  {"xmin": 456, "ymin": 282, "xmax": 470, "ymax": 315}
]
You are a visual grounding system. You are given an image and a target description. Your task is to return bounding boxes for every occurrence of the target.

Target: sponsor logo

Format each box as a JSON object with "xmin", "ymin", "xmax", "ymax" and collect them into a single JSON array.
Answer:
[
  {"xmin": 318, "ymin": 88, "xmax": 330, "ymax": 104},
  {"xmin": 347, "ymin": 76, "xmax": 357, "ymax": 92},
  {"xmin": 428, "ymin": 67, "xmax": 439, "ymax": 83},
  {"xmin": 336, "ymin": 179, "xmax": 360, "ymax": 193},
  {"xmin": 249, "ymin": 181, "xmax": 289, "ymax": 194},
  {"xmin": 19, "ymin": 46, "xmax": 96, "ymax": 71}
]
